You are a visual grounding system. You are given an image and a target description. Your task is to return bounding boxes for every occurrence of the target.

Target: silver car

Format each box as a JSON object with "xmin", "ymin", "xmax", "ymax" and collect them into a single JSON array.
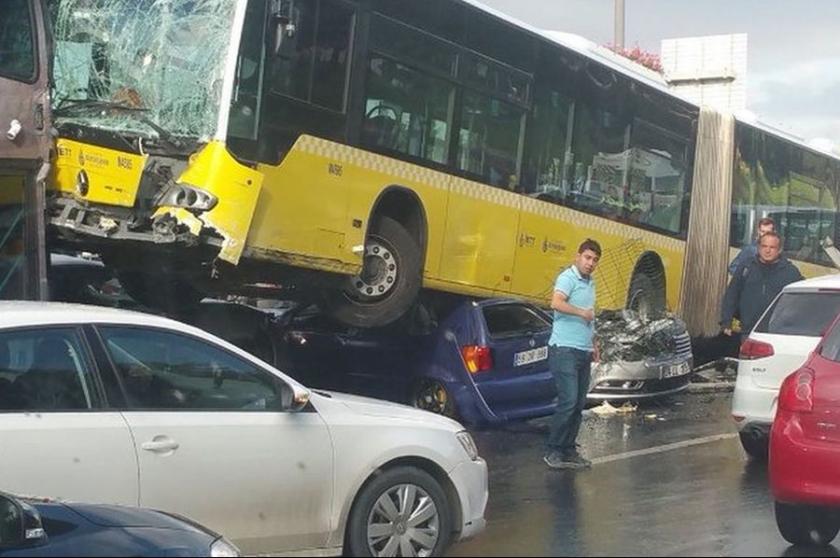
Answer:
[{"xmin": 589, "ymin": 311, "xmax": 694, "ymax": 401}]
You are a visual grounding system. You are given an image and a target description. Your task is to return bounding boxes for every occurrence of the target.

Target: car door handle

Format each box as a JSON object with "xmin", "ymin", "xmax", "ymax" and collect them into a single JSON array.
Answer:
[
  {"xmin": 6, "ymin": 120, "xmax": 22, "ymax": 141},
  {"xmin": 141, "ymin": 438, "xmax": 180, "ymax": 453}
]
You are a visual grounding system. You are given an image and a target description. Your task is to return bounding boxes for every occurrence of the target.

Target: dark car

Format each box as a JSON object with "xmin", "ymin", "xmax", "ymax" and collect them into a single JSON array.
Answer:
[
  {"xmin": 0, "ymin": 492, "xmax": 239, "ymax": 557},
  {"xmin": 276, "ymin": 298, "xmax": 558, "ymax": 426}
]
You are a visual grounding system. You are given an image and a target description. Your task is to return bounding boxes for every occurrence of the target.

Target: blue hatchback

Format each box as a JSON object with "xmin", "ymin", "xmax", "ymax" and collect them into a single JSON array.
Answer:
[{"xmin": 278, "ymin": 298, "xmax": 557, "ymax": 426}]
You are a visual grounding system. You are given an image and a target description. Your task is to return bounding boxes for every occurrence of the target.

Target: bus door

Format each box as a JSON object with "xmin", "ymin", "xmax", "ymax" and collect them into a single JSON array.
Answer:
[
  {"xmin": 0, "ymin": 0, "xmax": 52, "ymax": 300},
  {"xmin": 0, "ymin": 0, "xmax": 51, "ymax": 168}
]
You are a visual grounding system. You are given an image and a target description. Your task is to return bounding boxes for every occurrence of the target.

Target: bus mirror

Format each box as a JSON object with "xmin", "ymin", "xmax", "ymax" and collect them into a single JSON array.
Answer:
[{"xmin": 270, "ymin": 0, "xmax": 297, "ymax": 56}]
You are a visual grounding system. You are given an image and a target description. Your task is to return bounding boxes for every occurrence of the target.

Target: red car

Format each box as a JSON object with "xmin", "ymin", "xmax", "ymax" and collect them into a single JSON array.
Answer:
[{"xmin": 770, "ymin": 314, "xmax": 840, "ymax": 547}]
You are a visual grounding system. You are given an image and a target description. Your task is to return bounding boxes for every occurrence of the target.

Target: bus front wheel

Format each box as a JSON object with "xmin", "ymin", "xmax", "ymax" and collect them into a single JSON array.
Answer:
[{"xmin": 326, "ymin": 216, "xmax": 422, "ymax": 328}]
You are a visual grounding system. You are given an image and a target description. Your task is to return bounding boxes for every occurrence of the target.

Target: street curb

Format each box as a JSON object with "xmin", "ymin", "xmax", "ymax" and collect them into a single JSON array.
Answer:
[{"xmin": 687, "ymin": 382, "xmax": 734, "ymax": 394}]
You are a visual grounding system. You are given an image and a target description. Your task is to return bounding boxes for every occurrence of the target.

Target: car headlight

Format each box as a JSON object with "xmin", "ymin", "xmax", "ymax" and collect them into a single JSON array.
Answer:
[
  {"xmin": 210, "ymin": 537, "xmax": 241, "ymax": 557},
  {"xmin": 456, "ymin": 431, "xmax": 479, "ymax": 461}
]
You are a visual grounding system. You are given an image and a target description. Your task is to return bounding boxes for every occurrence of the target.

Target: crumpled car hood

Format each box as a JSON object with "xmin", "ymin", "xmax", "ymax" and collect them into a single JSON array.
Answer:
[{"xmin": 596, "ymin": 310, "xmax": 690, "ymax": 362}]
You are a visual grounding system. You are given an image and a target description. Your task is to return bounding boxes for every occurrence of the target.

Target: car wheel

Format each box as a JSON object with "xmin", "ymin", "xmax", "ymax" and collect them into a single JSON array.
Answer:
[
  {"xmin": 325, "ymin": 216, "xmax": 422, "ymax": 328},
  {"xmin": 347, "ymin": 466, "xmax": 453, "ymax": 557},
  {"xmin": 739, "ymin": 431, "xmax": 768, "ymax": 461},
  {"xmin": 412, "ymin": 379, "xmax": 456, "ymax": 418},
  {"xmin": 775, "ymin": 502, "xmax": 840, "ymax": 546}
]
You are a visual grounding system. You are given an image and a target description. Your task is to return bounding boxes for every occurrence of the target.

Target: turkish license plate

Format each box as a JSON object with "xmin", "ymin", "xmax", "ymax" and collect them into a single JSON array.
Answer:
[
  {"xmin": 514, "ymin": 346, "xmax": 548, "ymax": 367},
  {"xmin": 664, "ymin": 362, "xmax": 691, "ymax": 379}
]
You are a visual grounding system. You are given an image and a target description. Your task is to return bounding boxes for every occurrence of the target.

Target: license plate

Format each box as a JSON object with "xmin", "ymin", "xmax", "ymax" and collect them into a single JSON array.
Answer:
[
  {"xmin": 514, "ymin": 346, "xmax": 548, "ymax": 367},
  {"xmin": 663, "ymin": 362, "xmax": 691, "ymax": 379}
]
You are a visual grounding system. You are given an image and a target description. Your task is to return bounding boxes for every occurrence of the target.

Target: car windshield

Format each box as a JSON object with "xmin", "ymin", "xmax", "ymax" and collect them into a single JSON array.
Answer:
[{"xmin": 50, "ymin": 0, "xmax": 242, "ymax": 142}]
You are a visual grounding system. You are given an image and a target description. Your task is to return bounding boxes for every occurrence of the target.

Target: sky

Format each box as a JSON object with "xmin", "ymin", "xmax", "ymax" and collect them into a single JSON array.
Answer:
[{"xmin": 480, "ymin": 0, "xmax": 840, "ymax": 149}]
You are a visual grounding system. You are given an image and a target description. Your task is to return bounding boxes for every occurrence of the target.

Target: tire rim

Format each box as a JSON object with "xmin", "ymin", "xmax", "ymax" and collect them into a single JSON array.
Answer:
[
  {"xmin": 366, "ymin": 484, "xmax": 440, "ymax": 557},
  {"xmin": 629, "ymin": 289, "xmax": 652, "ymax": 320},
  {"xmin": 349, "ymin": 238, "xmax": 399, "ymax": 301},
  {"xmin": 414, "ymin": 382, "xmax": 449, "ymax": 415}
]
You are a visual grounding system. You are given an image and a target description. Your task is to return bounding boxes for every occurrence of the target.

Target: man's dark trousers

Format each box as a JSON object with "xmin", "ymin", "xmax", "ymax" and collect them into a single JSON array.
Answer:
[{"xmin": 547, "ymin": 346, "xmax": 592, "ymax": 455}]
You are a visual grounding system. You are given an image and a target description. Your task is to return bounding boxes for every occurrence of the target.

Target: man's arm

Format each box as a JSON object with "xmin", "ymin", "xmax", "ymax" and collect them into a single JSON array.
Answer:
[
  {"xmin": 551, "ymin": 290, "xmax": 594, "ymax": 322},
  {"xmin": 720, "ymin": 265, "xmax": 745, "ymax": 334},
  {"xmin": 728, "ymin": 245, "xmax": 753, "ymax": 275},
  {"xmin": 728, "ymin": 250, "xmax": 745, "ymax": 275}
]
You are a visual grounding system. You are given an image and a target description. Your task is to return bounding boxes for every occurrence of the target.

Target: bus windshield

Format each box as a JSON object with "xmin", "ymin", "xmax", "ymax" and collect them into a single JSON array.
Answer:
[{"xmin": 51, "ymin": 0, "xmax": 243, "ymax": 143}]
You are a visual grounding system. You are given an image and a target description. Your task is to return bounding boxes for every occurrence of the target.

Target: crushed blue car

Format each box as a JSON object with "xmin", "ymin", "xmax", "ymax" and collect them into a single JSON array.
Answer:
[{"xmin": 277, "ymin": 298, "xmax": 557, "ymax": 426}]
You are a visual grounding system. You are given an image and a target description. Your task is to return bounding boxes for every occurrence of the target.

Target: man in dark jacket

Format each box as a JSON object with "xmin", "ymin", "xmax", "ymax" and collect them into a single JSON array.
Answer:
[{"xmin": 721, "ymin": 231, "xmax": 803, "ymax": 337}]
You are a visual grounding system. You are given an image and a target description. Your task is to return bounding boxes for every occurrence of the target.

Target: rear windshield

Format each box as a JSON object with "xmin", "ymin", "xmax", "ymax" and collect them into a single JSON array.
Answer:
[
  {"xmin": 482, "ymin": 304, "xmax": 550, "ymax": 339},
  {"xmin": 820, "ymin": 323, "xmax": 840, "ymax": 362},
  {"xmin": 755, "ymin": 292, "xmax": 840, "ymax": 337}
]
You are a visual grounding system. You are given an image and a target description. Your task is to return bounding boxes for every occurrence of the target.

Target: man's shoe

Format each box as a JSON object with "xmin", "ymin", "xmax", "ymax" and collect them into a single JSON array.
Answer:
[
  {"xmin": 563, "ymin": 451, "xmax": 592, "ymax": 469},
  {"xmin": 543, "ymin": 452, "xmax": 585, "ymax": 470}
]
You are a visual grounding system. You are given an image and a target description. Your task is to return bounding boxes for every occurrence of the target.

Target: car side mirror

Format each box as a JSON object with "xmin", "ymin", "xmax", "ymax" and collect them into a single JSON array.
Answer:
[
  {"xmin": 0, "ymin": 493, "xmax": 47, "ymax": 550},
  {"xmin": 274, "ymin": 379, "xmax": 311, "ymax": 413}
]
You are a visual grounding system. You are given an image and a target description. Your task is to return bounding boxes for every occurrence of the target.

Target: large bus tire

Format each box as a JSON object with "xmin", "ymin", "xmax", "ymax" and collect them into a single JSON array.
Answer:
[
  {"xmin": 326, "ymin": 216, "xmax": 422, "ymax": 328},
  {"xmin": 627, "ymin": 272, "xmax": 666, "ymax": 318}
]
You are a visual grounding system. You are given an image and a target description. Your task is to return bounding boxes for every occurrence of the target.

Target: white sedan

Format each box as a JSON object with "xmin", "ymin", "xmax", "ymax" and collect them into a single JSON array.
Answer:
[{"xmin": 0, "ymin": 302, "xmax": 487, "ymax": 556}]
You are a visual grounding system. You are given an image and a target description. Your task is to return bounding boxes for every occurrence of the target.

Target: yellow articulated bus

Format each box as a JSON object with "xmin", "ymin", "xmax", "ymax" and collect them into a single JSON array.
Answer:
[{"xmin": 46, "ymin": 0, "xmax": 840, "ymax": 330}]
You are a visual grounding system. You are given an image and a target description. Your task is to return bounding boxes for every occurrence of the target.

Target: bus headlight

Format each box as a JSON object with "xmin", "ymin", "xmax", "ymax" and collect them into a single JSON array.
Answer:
[{"xmin": 156, "ymin": 183, "xmax": 218, "ymax": 212}]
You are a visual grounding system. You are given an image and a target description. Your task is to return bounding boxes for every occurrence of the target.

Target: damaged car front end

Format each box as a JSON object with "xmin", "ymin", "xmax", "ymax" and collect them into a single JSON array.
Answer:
[
  {"xmin": 48, "ymin": 0, "xmax": 263, "ymax": 269},
  {"xmin": 590, "ymin": 310, "xmax": 694, "ymax": 401}
]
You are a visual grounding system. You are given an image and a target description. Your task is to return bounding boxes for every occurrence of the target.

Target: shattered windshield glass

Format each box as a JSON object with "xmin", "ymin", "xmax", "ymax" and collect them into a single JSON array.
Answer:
[{"xmin": 51, "ymin": 0, "xmax": 241, "ymax": 142}]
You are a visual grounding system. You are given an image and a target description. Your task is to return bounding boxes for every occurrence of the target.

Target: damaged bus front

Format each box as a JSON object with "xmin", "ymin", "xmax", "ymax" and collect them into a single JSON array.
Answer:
[{"xmin": 49, "ymin": 0, "xmax": 264, "ymax": 304}]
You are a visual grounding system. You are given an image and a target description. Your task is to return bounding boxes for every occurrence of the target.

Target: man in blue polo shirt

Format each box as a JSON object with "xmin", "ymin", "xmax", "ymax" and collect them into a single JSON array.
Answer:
[{"xmin": 544, "ymin": 238, "xmax": 601, "ymax": 470}]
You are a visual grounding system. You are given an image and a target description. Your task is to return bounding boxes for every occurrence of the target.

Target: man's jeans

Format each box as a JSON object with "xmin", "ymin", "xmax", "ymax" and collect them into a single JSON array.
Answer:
[{"xmin": 547, "ymin": 346, "xmax": 592, "ymax": 455}]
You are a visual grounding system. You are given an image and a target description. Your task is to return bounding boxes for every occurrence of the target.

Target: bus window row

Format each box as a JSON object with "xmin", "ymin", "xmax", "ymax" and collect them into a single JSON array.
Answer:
[
  {"xmin": 731, "ymin": 123, "xmax": 840, "ymax": 266},
  {"xmin": 232, "ymin": 0, "xmax": 695, "ymax": 238}
]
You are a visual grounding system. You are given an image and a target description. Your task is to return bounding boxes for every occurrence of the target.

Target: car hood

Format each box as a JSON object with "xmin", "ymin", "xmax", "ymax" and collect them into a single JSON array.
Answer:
[
  {"xmin": 64, "ymin": 503, "xmax": 214, "ymax": 535},
  {"xmin": 314, "ymin": 390, "xmax": 464, "ymax": 431}
]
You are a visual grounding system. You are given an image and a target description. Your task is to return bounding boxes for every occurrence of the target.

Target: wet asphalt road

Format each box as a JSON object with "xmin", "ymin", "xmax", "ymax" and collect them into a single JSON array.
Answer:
[{"xmin": 447, "ymin": 392, "xmax": 840, "ymax": 557}]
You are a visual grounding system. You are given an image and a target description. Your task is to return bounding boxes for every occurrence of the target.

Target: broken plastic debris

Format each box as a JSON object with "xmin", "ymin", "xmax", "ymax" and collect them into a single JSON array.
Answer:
[
  {"xmin": 591, "ymin": 401, "xmax": 638, "ymax": 417},
  {"xmin": 591, "ymin": 402, "xmax": 618, "ymax": 416},
  {"xmin": 616, "ymin": 402, "xmax": 638, "ymax": 414}
]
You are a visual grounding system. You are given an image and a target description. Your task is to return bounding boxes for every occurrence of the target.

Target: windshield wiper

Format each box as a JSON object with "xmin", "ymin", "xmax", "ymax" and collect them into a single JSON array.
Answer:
[{"xmin": 55, "ymin": 99, "xmax": 186, "ymax": 153}]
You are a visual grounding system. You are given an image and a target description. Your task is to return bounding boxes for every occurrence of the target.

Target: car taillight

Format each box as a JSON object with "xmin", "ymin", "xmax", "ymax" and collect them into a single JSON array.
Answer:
[
  {"xmin": 461, "ymin": 345, "xmax": 493, "ymax": 374},
  {"xmin": 739, "ymin": 338, "xmax": 775, "ymax": 360},
  {"xmin": 778, "ymin": 368, "xmax": 815, "ymax": 413}
]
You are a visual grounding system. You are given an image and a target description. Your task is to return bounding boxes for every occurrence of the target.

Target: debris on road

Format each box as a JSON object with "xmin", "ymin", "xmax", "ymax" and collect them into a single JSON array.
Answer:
[{"xmin": 591, "ymin": 401, "xmax": 638, "ymax": 417}]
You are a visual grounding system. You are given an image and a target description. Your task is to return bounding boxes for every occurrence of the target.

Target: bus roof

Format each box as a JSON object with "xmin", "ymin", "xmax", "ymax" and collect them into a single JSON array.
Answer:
[{"xmin": 460, "ymin": 0, "xmax": 840, "ymax": 163}]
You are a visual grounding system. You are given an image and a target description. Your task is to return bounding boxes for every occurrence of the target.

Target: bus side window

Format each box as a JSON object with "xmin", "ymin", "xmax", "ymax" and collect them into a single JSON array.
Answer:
[
  {"xmin": 525, "ymin": 84, "xmax": 574, "ymax": 200},
  {"xmin": 269, "ymin": 0, "xmax": 353, "ymax": 113},
  {"xmin": 457, "ymin": 92, "xmax": 525, "ymax": 190},
  {"xmin": 361, "ymin": 57, "xmax": 454, "ymax": 165},
  {"xmin": 229, "ymin": 0, "xmax": 269, "ymax": 142}
]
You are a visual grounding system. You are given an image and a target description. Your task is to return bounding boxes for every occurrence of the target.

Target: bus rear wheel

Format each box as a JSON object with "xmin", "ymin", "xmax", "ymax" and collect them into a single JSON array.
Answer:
[{"xmin": 326, "ymin": 216, "xmax": 422, "ymax": 328}]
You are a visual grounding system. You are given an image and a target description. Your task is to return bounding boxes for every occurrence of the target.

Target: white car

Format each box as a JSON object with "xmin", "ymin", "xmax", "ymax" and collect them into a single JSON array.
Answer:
[
  {"xmin": 0, "ymin": 302, "xmax": 487, "ymax": 556},
  {"xmin": 732, "ymin": 274, "xmax": 840, "ymax": 459}
]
